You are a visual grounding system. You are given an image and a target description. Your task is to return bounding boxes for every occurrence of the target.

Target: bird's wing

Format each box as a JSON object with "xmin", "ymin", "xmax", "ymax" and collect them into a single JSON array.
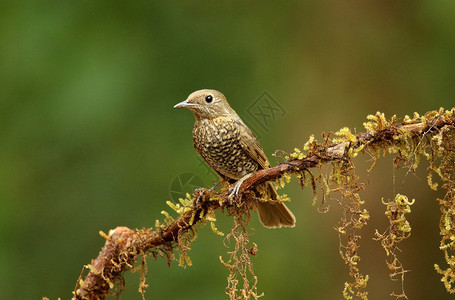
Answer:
[{"xmin": 236, "ymin": 120, "xmax": 270, "ymax": 169}]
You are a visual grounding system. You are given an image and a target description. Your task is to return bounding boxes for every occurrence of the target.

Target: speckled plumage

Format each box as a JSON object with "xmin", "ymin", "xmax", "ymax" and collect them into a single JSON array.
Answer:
[
  {"xmin": 174, "ymin": 89, "xmax": 295, "ymax": 228},
  {"xmin": 193, "ymin": 116, "xmax": 259, "ymax": 180}
]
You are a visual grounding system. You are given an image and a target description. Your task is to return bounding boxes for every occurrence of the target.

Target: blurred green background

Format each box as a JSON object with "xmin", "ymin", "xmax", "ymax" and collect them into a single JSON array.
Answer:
[{"xmin": 1, "ymin": 1, "xmax": 454, "ymax": 299}]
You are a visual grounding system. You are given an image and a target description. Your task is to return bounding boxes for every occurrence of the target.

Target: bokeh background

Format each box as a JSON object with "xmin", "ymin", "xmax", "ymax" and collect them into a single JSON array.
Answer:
[{"xmin": 1, "ymin": 1, "xmax": 454, "ymax": 299}]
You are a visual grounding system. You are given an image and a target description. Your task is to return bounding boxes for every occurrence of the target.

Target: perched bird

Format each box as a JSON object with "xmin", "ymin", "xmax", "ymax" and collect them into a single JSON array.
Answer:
[{"xmin": 174, "ymin": 89, "xmax": 295, "ymax": 228}]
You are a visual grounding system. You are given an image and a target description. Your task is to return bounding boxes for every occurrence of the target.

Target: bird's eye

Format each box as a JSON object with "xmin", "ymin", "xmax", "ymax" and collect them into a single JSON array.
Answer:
[{"xmin": 205, "ymin": 95, "xmax": 213, "ymax": 103}]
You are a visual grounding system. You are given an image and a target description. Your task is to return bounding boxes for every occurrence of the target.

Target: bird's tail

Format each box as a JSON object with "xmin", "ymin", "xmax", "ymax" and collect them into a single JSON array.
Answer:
[{"xmin": 255, "ymin": 182, "xmax": 296, "ymax": 228}]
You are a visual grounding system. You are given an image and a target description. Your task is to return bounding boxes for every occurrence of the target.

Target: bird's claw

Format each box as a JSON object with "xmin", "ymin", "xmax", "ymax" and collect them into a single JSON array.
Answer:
[
  {"xmin": 227, "ymin": 174, "xmax": 252, "ymax": 205},
  {"xmin": 228, "ymin": 183, "xmax": 242, "ymax": 204},
  {"xmin": 194, "ymin": 188, "xmax": 207, "ymax": 207}
]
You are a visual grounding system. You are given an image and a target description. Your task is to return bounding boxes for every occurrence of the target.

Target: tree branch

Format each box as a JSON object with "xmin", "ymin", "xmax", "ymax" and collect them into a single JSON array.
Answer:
[{"xmin": 73, "ymin": 108, "xmax": 455, "ymax": 300}]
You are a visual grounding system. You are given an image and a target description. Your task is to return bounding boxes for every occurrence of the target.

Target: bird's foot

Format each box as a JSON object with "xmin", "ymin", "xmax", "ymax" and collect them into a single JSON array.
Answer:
[
  {"xmin": 194, "ymin": 181, "xmax": 224, "ymax": 207},
  {"xmin": 194, "ymin": 188, "xmax": 208, "ymax": 207},
  {"xmin": 228, "ymin": 174, "xmax": 253, "ymax": 204}
]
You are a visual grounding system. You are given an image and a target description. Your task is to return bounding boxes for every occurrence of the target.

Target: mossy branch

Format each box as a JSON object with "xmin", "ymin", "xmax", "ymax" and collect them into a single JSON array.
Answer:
[{"xmin": 72, "ymin": 108, "xmax": 455, "ymax": 300}]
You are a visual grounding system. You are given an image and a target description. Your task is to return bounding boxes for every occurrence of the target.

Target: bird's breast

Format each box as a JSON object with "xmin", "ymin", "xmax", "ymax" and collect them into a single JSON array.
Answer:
[{"xmin": 192, "ymin": 117, "xmax": 259, "ymax": 180}]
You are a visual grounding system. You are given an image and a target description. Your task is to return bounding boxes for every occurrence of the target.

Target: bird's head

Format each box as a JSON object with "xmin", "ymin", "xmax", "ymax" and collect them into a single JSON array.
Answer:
[{"xmin": 174, "ymin": 89, "xmax": 236, "ymax": 120}]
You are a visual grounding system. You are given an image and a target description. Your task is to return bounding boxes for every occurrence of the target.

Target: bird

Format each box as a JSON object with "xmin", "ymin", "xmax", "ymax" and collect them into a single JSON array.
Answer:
[{"xmin": 174, "ymin": 89, "xmax": 295, "ymax": 228}]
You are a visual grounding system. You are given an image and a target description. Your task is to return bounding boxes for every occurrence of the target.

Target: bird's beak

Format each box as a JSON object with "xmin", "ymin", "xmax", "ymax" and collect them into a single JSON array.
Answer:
[{"xmin": 174, "ymin": 99, "xmax": 194, "ymax": 109}]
